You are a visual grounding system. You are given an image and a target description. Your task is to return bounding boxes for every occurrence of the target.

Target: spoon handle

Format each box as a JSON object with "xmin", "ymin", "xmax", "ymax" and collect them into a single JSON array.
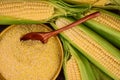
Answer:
[{"xmin": 50, "ymin": 11, "xmax": 100, "ymax": 36}]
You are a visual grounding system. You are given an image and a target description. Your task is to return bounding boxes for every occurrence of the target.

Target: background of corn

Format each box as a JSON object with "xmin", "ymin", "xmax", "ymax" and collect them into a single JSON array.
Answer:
[{"xmin": 0, "ymin": 0, "xmax": 120, "ymax": 80}]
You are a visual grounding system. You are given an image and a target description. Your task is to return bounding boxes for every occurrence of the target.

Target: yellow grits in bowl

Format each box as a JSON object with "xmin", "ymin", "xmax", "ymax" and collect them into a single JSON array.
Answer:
[{"xmin": 0, "ymin": 24, "xmax": 63, "ymax": 80}]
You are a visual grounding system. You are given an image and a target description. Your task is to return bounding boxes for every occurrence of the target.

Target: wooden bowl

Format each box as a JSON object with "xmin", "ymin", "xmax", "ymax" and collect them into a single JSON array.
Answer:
[{"xmin": 0, "ymin": 24, "xmax": 63, "ymax": 80}]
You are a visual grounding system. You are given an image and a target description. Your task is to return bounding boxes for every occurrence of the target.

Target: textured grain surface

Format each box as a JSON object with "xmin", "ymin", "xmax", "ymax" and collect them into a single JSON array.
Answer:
[{"xmin": 0, "ymin": 24, "xmax": 62, "ymax": 80}]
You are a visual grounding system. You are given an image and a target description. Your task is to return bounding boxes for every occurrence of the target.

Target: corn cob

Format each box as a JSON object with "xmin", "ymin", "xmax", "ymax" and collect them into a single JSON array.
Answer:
[
  {"xmin": 0, "ymin": 1, "xmax": 54, "ymax": 20},
  {"xmin": 61, "ymin": 37, "xmax": 113, "ymax": 80},
  {"xmin": 78, "ymin": 9, "xmax": 120, "ymax": 48},
  {"xmin": 0, "ymin": 1, "xmax": 54, "ymax": 23},
  {"xmin": 63, "ymin": 0, "xmax": 111, "ymax": 6},
  {"xmin": 61, "ymin": 38, "xmax": 96, "ymax": 80},
  {"xmin": 64, "ymin": 55, "xmax": 82, "ymax": 80},
  {"xmin": 0, "ymin": 0, "xmax": 90, "ymax": 24},
  {"xmin": 63, "ymin": 0, "xmax": 120, "ymax": 10},
  {"xmin": 51, "ymin": 17, "xmax": 120, "ymax": 80},
  {"xmin": 93, "ymin": 0, "xmax": 109, "ymax": 6},
  {"xmin": 62, "ymin": 39, "xmax": 80, "ymax": 80},
  {"xmin": 63, "ymin": 0, "xmax": 97, "ymax": 4}
]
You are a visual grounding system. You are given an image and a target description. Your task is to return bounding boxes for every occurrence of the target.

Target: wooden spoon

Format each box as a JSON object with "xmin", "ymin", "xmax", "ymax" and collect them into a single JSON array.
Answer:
[{"xmin": 21, "ymin": 12, "xmax": 100, "ymax": 43}]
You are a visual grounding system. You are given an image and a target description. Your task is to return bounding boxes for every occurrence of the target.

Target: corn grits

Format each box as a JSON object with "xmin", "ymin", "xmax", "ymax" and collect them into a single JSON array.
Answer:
[{"xmin": 0, "ymin": 24, "xmax": 63, "ymax": 80}]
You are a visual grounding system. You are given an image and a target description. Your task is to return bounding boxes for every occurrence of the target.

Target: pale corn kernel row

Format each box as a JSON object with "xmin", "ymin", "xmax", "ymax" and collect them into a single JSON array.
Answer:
[
  {"xmin": 93, "ymin": 12, "xmax": 120, "ymax": 31},
  {"xmin": 66, "ymin": 56, "xmax": 81, "ymax": 80},
  {"xmin": 0, "ymin": 1, "xmax": 54, "ymax": 20},
  {"xmin": 56, "ymin": 18, "xmax": 120, "ymax": 79}
]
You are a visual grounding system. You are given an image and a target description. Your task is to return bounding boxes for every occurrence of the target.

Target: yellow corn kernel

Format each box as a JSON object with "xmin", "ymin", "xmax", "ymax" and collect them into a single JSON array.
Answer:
[
  {"xmin": 66, "ymin": 56, "xmax": 81, "ymax": 80},
  {"xmin": 86, "ymin": 11, "xmax": 120, "ymax": 32},
  {"xmin": 93, "ymin": 13, "xmax": 120, "ymax": 32},
  {"xmin": 0, "ymin": 1, "xmax": 54, "ymax": 20}
]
